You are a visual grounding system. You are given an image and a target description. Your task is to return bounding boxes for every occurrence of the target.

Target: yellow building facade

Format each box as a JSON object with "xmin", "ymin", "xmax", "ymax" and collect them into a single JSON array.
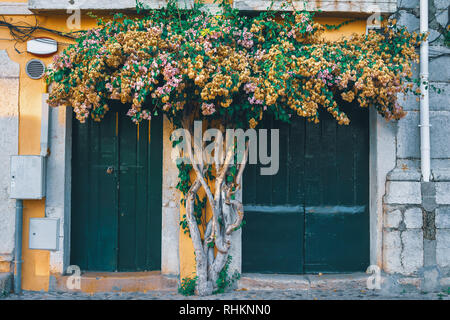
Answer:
[{"xmin": 0, "ymin": 0, "xmax": 400, "ymax": 293}]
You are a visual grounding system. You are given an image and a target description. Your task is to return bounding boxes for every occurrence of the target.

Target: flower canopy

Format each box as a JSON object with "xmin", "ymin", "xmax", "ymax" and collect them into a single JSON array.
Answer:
[{"xmin": 47, "ymin": 1, "xmax": 422, "ymax": 129}]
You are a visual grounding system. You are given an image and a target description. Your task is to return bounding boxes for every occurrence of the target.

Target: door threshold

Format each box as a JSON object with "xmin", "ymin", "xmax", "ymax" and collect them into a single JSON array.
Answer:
[
  {"xmin": 53, "ymin": 271, "xmax": 177, "ymax": 293},
  {"xmin": 238, "ymin": 272, "xmax": 368, "ymax": 291}
]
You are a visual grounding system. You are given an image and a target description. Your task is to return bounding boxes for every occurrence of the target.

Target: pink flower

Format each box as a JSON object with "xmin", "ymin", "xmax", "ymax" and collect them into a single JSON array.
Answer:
[
  {"xmin": 201, "ymin": 103, "xmax": 216, "ymax": 116},
  {"xmin": 105, "ymin": 83, "xmax": 113, "ymax": 92},
  {"xmin": 248, "ymin": 96, "xmax": 263, "ymax": 105},
  {"xmin": 244, "ymin": 82, "xmax": 257, "ymax": 94}
]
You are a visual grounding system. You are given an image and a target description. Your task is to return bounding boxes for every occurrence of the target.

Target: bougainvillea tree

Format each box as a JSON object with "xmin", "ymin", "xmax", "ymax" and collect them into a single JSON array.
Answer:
[{"xmin": 47, "ymin": 0, "xmax": 423, "ymax": 295}]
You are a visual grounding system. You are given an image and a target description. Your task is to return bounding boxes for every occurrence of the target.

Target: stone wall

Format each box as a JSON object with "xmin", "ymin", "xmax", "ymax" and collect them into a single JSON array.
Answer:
[
  {"xmin": 28, "ymin": 0, "xmax": 398, "ymax": 14},
  {"xmin": 383, "ymin": 0, "xmax": 450, "ymax": 288},
  {"xmin": 0, "ymin": 50, "xmax": 19, "ymax": 274}
]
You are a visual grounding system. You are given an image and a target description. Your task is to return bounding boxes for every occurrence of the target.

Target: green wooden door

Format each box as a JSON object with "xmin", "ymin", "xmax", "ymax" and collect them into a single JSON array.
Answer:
[
  {"xmin": 243, "ymin": 103, "xmax": 369, "ymax": 273},
  {"xmin": 71, "ymin": 102, "xmax": 163, "ymax": 272}
]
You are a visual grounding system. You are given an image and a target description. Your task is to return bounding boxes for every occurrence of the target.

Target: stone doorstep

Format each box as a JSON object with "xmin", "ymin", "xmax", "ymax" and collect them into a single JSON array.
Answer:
[
  {"xmin": 0, "ymin": 272, "xmax": 12, "ymax": 294},
  {"xmin": 53, "ymin": 271, "xmax": 178, "ymax": 293},
  {"xmin": 238, "ymin": 273, "xmax": 425, "ymax": 291},
  {"xmin": 238, "ymin": 273, "xmax": 368, "ymax": 291},
  {"xmin": 46, "ymin": 272, "xmax": 448, "ymax": 293},
  {"xmin": 238, "ymin": 273, "xmax": 311, "ymax": 290}
]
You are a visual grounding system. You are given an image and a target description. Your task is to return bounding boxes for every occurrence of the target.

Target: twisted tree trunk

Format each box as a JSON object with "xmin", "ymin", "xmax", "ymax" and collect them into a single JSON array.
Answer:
[{"xmin": 182, "ymin": 120, "xmax": 248, "ymax": 296}]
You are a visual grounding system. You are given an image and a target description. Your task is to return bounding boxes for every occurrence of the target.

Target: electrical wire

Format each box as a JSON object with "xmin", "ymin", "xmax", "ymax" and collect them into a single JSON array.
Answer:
[
  {"xmin": 0, "ymin": 14, "xmax": 84, "ymax": 52},
  {"xmin": 0, "ymin": 37, "xmax": 73, "ymax": 46}
]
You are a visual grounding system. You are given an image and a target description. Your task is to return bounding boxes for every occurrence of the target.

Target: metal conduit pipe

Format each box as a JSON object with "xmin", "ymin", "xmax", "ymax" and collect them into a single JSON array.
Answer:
[
  {"xmin": 14, "ymin": 199, "xmax": 23, "ymax": 294},
  {"xmin": 420, "ymin": 0, "xmax": 431, "ymax": 182}
]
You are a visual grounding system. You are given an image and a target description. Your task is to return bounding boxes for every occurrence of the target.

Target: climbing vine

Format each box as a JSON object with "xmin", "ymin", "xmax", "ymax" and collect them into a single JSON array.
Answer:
[
  {"xmin": 46, "ymin": 0, "xmax": 425, "ymax": 296},
  {"xmin": 47, "ymin": 0, "xmax": 423, "ymax": 126}
]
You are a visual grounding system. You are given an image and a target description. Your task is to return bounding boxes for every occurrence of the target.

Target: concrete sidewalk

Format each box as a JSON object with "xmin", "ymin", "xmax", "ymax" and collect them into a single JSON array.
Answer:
[{"xmin": 1, "ymin": 287, "xmax": 449, "ymax": 300}]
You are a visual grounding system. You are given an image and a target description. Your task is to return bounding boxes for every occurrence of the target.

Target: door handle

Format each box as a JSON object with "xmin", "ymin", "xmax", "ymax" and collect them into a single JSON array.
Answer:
[{"xmin": 106, "ymin": 166, "xmax": 114, "ymax": 174}]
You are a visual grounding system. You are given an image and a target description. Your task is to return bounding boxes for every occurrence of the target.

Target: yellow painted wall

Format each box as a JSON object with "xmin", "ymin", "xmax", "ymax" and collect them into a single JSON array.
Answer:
[
  {"xmin": 0, "ymin": 0, "xmax": 367, "ymax": 290},
  {"xmin": 0, "ymin": 8, "xmax": 98, "ymax": 291}
]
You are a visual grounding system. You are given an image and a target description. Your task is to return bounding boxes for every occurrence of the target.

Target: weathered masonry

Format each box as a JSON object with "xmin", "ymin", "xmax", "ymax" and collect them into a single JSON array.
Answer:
[{"xmin": 0, "ymin": 0, "xmax": 449, "ymax": 293}]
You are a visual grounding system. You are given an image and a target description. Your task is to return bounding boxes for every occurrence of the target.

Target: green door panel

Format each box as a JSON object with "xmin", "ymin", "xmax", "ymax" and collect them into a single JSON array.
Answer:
[
  {"xmin": 304, "ymin": 206, "xmax": 369, "ymax": 273},
  {"xmin": 242, "ymin": 206, "xmax": 304, "ymax": 274},
  {"xmin": 71, "ymin": 108, "xmax": 118, "ymax": 272},
  {"xmin": 243, "ymin": 103, "xmax": 369, "ymax": 274},
  {"xmin": 71, "ymin": 102, "xmax": 163, "ymax": 272},
  {"xmin": 146, "ymin": 114, "xmax": 164, "ymax": 270},
  {"xmin": 117, "ymin": 107, "xmax": 163, "ymax": 272},
  {"xmin": 304, "ymin": 106, "xmax": 370, "ymax": 273},
  {"xmin": 243, "ymin": 117, "xmax": 306, "ymax": 274}
]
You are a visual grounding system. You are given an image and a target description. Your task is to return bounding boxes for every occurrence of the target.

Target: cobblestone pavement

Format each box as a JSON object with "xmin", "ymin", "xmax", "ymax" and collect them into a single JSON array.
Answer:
[{"xmin": 2, "ymin": 287, "xmax": 450, "ymax": 300}]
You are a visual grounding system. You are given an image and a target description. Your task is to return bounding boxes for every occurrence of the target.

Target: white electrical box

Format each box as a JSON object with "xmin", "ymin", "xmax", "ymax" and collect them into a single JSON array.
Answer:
[
  {"xmin": 29, "ymin": 218, "xmax": 59, "ymax": 251},
  {"xmin": 10, "ymin": 155, "xmax": 46, "ymax": 199}
]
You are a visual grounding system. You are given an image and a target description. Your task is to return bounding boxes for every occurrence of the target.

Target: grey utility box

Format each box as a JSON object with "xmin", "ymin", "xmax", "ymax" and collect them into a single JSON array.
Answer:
[
  {"xmin": 10, "ymin": 155, "xmax": 46, "ymax": 199},
  {"xmin": 29, "ymin": 218, "xmax": 59, "ymax": 251}
]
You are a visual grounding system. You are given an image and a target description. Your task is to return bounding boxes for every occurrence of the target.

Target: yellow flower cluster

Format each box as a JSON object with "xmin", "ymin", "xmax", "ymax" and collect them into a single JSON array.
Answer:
[{"xmin": 47, "ymin": 9, "xmax": 420, "ymax": 127}]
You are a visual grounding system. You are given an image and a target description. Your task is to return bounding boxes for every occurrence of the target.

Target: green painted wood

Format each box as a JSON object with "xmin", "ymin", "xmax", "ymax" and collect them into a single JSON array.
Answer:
[
  {"xmin": 243, "ymin": 117, "xmax": 305, "ymax": 274},
  {"xmin": 71, "ymin": 107, "xmax": 118, "ymax": 271},
  {"xmin": 242, "ymin": 205, "xmax": 304, "ymax": 274},
  {"xmin": 304, "ymin": 105, "xmax": 369, "ymax": 273},
  {"xmin": 243, "ymin": 103, "xmax": 369, "ymax": 274},
  {"xmin": 147, "ymin": 114, "xmax": 163, "ymax": 270},
  {"xmin": 71, "ymin": 102, "xmax": 163, "ymax": 272}
]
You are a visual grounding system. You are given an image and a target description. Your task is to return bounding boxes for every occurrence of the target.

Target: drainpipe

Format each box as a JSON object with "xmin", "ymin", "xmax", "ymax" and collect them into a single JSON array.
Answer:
[
  {"xmin": 13, "ymin": 93, "xmax": 50, "ymax": 294},
  {"xmin": 419, "ymin": 0, "xmax": 431, "ymax": 182},
  {"xmin": 14, "ymin": 200, "xmax": 23, "ymax": 294}
]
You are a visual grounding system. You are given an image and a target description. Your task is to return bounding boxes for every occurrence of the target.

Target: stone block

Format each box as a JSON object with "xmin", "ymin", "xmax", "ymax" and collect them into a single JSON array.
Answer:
[
  {"xmin": 436, "ymin": 182, "xmax": 450, "ymax": 204},
  {"xmin": 430, "ymin": 45, "xmax": 450, "ymax": 60},
  {"xmin": 387, "ymin": 167, "xmax": 421, "ymax": 181},
  {"xmin": 404, "ymin": 207, "xmax": 423, "ymax": 228},
  {"xmin": 430, "ymin": 82, "xmax": 450, "ymax": 111},
  {"xmin": 398, "ymin": 0, "xmax": 419, "ymax": 9},
  {"xmin": 436, "ymin": 229, "xmax": 450, "ymax": 268},
  {"xmin": 398, "ymin": 90, "xmax": 419, "ymax": 111},
  {"xmin": 436, "ymin": 9, "xmax": 449, "ymax": 28},
  {"xmin": 436, "ymin": 207, "xmax": 450, "ymax": 228},
  {"xmin": 428, "ymin": 29, "xmax": 442, "ymax": 43},
  {"xmin": 429, "ymin": 56, "xmax": 450, "ymax": 82},
  {"xmin": 397, "ymin": 10, "xmax": 419, "ymax": 32},
  {"xmin": 432, "ymin": 159, "xmax": 450, "ymax": 171},
  {"xmin": 401, "ymin": 230, "xmax": 424, "ymax": 274},
  {"xmin": 423, "ymin": 239, "xmax": 436, "ymax": 267},
  {"xmin": 433, "ymin": 169, "xmax": 450, "ymax": 182},
  {"xmin": 384, "ymin": 181, "xmax": 422, "ymax": 204},
  {"xmin": 422, "ymin": 266, "xmax": 441, "ymax": 292},
  {"xmin": 238, "ymin": 274, "xmax": 310, "ymax": 291},
  {"xmin": 435, "ymin": 0, "xmax": 449, "ymax": 9},
  {"xmin": 397, "ymin": 111, "xmax": 420, "ymax": 159},
  {"xmin": 385, "ymin": 209, "xmax": 403, "ymax": 228},
  {"xmin": 383, "ymin": 230, "xmax": 403, "ymax": 273},
  {"xmin": 430, "ymin": 111, "xmax": 450, "ymax": 159}
]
